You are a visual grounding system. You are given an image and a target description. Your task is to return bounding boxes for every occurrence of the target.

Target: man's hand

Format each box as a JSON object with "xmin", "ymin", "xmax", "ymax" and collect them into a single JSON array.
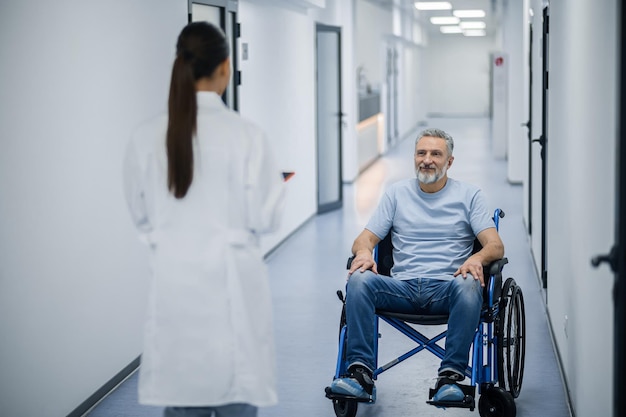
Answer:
[
  {"xmin": 454, "ymin": 255, "xmax": 485, "ymax": 287},
  {"xmin": 348, "ymin": 229, "xmax": 381, "ymax": 277},
  {"xmin": 348, "ymin": 251, "xmax": 379, "ymax": 276},
  {"xmin": 456, "ymin": 228, "xmax": 505, "ymax": 287}
]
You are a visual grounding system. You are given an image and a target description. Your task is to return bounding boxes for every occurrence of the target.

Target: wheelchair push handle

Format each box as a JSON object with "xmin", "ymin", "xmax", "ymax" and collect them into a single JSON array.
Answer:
[{"xmin": 493, "ymin": 209, "xmax": 505, "ymax": 231}]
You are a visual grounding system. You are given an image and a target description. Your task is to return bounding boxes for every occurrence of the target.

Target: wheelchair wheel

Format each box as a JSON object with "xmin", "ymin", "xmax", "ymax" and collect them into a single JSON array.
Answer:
[
  {"xmin": 332, "ymin": 398, "xmax": 358, "ymax": 417},
  {"xmin": 497, "ymin": 278, "xmax": 526, "ymax": 398},
  {"xmin": 337, "ymin": 303, "xmax": 350, "ymax": 377},
  {"xmin": 339, "ymin": 303, "xmax": 347, "ymax": 337},
  {"xmin": 478, "ymin": 386, "xmax": 516, "ymax": 417}
]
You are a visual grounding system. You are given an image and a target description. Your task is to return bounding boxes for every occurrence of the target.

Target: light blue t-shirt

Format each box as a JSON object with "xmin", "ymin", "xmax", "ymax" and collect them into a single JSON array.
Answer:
[{"xmin": 365, "ymin": 177, "xmax": 495, "ymax": 280}]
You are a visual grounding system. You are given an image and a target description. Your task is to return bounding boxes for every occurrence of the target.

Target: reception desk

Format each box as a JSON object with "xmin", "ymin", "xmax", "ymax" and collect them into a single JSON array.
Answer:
[
  {"xmin": 357, "ymin": 91, "xmax": 384, "ymax": 172},
  {"xmin": 359, "ymin": 92, "xmax": 381, "ymax": 122}
]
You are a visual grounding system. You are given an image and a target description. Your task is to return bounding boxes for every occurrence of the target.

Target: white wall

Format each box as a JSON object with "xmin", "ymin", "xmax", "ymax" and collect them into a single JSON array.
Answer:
[
  {"xmin": 355, "ymin": 1, "xmax": 392, "ymax": 89},
  {"xmin": 354, "ymin": 1, "xmax": 394, "ymax": 169},
  {"xmin": 502, "ymin": 0, "xmax": 529, "ymax": 183},
  {"xmin": 423, "ymin": 35, "xmax": 496, "ymax": 117},
  {"xmin": 355, "ymin": 1, "xmax": 426, "ymax": 154},
  {"xmin": 390, "ymin": 2, "xmax": 427, "ymax": 139},
  {"xmin": 238, "ymin": 1, "xmax": 318, "ymax": 252},
  {"xmin": 309, "ymin": 0, "xmax": 360, "ymax": 183},
  {"xmin": 546, "ymin": 1, "xmax": 616, "ymax": 416},
  {"xmin": 0, "ymin": 2, "xmax": 186, "ymax": 416},
  {"xmin": 397, "ymin": 43, "xmax": 426, "ymax": 135}
]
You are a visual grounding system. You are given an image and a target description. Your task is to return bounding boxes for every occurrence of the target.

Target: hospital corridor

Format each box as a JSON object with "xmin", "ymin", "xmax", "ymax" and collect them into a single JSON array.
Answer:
[
  {"xmin": 87, "ymin": 118, "xmax": 571, "ymax": 417},
  {"xmin": 1, "ymin": 1, "xmax": 623, "ymax": 417}
]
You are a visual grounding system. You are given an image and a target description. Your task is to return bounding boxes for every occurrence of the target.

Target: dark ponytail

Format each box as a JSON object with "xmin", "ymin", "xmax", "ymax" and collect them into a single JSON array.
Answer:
[
  {"xmin": 166, "ymin": 22, "xmax": 229, "ymax": 198},
  {"xmin": 167, "ymin": 54, "xmax": 196, "ymax": 199}
]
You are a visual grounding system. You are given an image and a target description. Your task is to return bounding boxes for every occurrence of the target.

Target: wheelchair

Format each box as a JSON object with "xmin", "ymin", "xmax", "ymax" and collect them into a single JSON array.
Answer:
[{"xmin": 324, "ymin": 209, "xmax": 526, "ymax": 417}]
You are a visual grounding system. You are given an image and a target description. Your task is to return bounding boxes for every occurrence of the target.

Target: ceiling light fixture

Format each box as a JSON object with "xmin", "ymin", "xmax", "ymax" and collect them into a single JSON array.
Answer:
[
  {"xmin": 459, "ymin": 21, "xmax": 487, "ymax": 29},
  {"xmin": 463, "ymin": 29, "xmax": 486, "ymax": 37},
  {"xmin": 415, "ymin": 2, "xmax": 452, "ymax": 10},
  {"xmin": 440, "ymin": 26, "xmax": 463, "ymax": 34},
  {"xmin": 453, "ymin": 9, "xmax": 486, "ymax": 18},
  {"xmin": 430, "ymin": 16, "xmax": 461, "ymax": 25}
]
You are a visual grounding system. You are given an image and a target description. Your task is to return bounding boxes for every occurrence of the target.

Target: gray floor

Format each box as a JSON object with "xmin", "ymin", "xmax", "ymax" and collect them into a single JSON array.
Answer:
[{"xmin": 87, "ymin": 118, "xmax": 571, "ymax": 417}]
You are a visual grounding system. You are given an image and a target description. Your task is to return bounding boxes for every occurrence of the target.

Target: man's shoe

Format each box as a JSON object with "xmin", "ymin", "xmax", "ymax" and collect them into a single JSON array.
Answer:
[
  {"xmin": 329, "ymin": 366, "xmax": 375, "ymax": 400},
  {"xmin": 432, "ymin": 384, "xmax": 464, "ymax": 402},
  {"xmin": 432, "ymin": 370, "xmax": 465, "ymax": 402}
]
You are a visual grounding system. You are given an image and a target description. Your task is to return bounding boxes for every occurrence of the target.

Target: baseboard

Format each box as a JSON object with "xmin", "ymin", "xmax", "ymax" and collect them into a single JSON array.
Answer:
[
  {"xmin": 263, "ymin": 212, "xmax": 317, "ymax": 262},
  {"xmin": 544, "ymin": 308, "xmax": 576, "ymax": 417},
  {"xmin": 426, "ymin": 113, "xmax": 490, "ymax": 118},
  {"xmin": 67, "ymin": 356, "xmax": 141, "ymax": 417}
]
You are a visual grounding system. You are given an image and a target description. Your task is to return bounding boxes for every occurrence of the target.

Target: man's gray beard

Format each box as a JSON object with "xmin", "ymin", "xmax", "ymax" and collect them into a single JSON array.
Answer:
[{"xmin": 416, "ymin": 166, "xmax": 447, "ymax": 184}]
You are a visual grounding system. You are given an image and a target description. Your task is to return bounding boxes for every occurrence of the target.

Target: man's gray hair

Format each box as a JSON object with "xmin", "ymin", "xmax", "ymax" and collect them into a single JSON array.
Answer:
[{"xmin": 415, "ymin": 128, "xmax": 454, "ymax": 156}]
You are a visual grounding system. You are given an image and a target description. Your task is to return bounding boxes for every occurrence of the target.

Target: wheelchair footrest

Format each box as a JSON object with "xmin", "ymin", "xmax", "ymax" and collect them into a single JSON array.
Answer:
[
  {"xmin": 426, "ymin": 397, "xmax": 475, "ymax": 410},
  {"xmin": 324, "ymin": 386, "xmax": 374, "ymax": 403},
  {"xmin": 427, "ymin": 383, "xmax": 475, "ymax": 411}
]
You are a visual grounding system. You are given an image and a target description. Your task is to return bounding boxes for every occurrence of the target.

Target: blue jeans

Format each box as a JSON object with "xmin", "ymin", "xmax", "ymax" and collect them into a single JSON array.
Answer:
[
  {"xmin": 163, "ymin": 404, "xmax": 257, "ymax": 417},
  {"xmin": 345, "ymin": 270, "xmax": 483, "ymax": 376}
]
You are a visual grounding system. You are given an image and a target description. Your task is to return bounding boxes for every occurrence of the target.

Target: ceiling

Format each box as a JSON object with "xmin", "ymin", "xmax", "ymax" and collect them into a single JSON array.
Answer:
[{"xmin": 364, "ymin": 0, "xmax": 504, "ymax": 38}]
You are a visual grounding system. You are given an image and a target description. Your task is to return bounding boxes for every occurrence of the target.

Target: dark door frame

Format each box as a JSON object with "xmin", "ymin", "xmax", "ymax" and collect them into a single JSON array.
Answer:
[
  {"xmin": 526, "ymin": 23, "xmax": 533, "ymax": 235},
  {"xmin": 614, "ymin": 1, "xmax": 625, "ymax": 414},
  {"xmin": 532, "ymin": 6, "xmax": 549, "ymax": 291},
  {"xmin": 537, "ymin": 6, "xmax": 550, "ymax": 290},
  {"xmin": 188, "ymin": 0, "xmax": 240, "ymax": 111},
  {"xmin": 530, "ymin": 7, "xmax": 549, "ymax": 291}
]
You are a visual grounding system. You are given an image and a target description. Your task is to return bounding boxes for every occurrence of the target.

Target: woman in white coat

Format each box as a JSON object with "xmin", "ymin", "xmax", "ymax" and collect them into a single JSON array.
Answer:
[{"xmin": 123, "ymin": 22, "xmax": 285, "ymax": 417}]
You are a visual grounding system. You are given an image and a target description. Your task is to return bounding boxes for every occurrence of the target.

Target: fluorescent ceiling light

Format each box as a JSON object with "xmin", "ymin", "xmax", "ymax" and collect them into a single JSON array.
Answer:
[
  {"xmin": 440, "ymin": 26, "xmax": 463, "ymax": 34},
  {"xmin": 453, "ymin": 9, "xmax": 486, "ymax": 18},
  {"xmin": 430, "ymin": 16, "xmax": 460, "ymax": 25},
  {"xmin": 415, "ymin": 2, "xmax": 452, "ymax": 10},
  {"xmin": 460, "ymin": 21, "xmax": 486, "ymax": 29},
  {"xmin": 463, "ymin": 29, "xmax": 486, "ymax": 37}
]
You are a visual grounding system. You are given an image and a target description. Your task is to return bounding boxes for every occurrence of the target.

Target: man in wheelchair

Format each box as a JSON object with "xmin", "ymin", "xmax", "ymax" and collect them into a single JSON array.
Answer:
[{"xmin": 329, "ymin": 128, "xmax": 505, "ymax": 404}]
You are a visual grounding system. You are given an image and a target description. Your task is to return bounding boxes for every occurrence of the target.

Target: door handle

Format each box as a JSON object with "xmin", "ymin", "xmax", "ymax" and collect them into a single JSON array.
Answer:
[
  {"xmin": 591, "ymin": 245, "xmax": 618, "ymax": 273},
  {"xmin": 521, "ymin": 121, "xmax": 531, "ymax": 129},
  {"xmin": 532, "ymin": 135, "xmax": 546, "ymax": 146},
  {"xmin": 336, "ymin": 112, "xmax": 347, "ymax": 128}
]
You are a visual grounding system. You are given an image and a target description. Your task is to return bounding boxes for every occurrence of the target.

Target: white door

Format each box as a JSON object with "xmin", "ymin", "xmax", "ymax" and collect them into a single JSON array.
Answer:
[
  {"xmin": 316, "ymin": 25, "xmax": 342, "ymax": 213},
  {"xmin": 386, "ymin": 45, "xmax": 399, "ymax": 145}
]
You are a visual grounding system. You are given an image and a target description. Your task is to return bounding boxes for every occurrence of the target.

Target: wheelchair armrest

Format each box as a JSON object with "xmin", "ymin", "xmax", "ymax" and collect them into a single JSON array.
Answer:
[
  {"xmin": 487, "ymin": 257, "xmax": 508, "ymax": 276},
  {"xmin": 346, "ymin": 255, "xmax": 355, "ymax": 270}
]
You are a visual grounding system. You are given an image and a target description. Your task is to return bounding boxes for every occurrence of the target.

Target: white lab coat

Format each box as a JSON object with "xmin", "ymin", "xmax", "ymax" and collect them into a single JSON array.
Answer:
[{"xmin": 123, "ymin": 92, "xmax": 285, "ymax": 407}]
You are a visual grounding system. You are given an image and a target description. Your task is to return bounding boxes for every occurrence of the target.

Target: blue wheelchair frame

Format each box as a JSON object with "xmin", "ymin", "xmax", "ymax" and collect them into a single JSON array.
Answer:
[{"xmin": 328, "ymin": 209, "xmax": 521, "ymax": 415}]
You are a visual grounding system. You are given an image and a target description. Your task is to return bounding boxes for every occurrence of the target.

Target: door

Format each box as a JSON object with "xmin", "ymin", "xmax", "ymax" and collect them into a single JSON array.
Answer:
[
  {"xmin": 386, "ymin": 45, "xmax": 399, "ymax": 145},
  {"xmin": 315, "ymin": 24, "xmax": 343, "ymax": 213},
  {"xmin": 536, "ymin": 6, "xmax": 549, "ymax": 290},
  {"xmin": 525, "ymin": 23, "xmax": 533, "ymax": 235},
  {"xmin": 189, "ymin": 0, "xmax": 239, "ymax": 111},
  {"xmin": 529, "ymin": 6, "xmax": 549, "ymax": 291},
  {"xmin": 615, "ymin": 11, "xmax": 626, "ymax": 409},
  {"xmin": 592, "ymin": 1, "xmax": 624, "ymax": 415}
]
